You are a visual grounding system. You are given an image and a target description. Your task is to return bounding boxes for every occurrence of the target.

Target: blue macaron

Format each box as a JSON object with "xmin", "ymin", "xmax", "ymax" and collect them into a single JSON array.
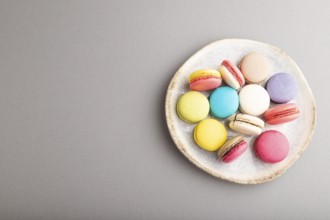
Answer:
[{"xmin": 209, "ymin": 86, "xmax": 239, "ymax": 118}]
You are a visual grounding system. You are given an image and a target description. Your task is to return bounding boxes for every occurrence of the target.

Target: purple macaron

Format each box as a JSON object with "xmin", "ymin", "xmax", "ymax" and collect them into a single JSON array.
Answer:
[{"xmin": 266, "ymin": 73, "xmax": 297, "ymax": 103}]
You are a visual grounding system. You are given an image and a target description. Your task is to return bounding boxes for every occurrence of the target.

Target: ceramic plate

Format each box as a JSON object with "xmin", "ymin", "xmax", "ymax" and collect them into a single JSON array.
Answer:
[{"xmin": 165, "ymin": 39, "xmax": 316, "ymax": 184}]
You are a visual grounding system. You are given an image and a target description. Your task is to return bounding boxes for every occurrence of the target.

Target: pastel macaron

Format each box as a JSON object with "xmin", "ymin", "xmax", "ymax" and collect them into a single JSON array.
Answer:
[
  {"xmin": 239, "ymin": 84, "xmax": 270, "ymax": 116},
  {"xmin": 229, "ymin": 113, "xmax": 265, "ymax": 136},
  {"xmin": 266, "ymin": 72, "xmax": 298, "ymax": 103},
  {"xmin": 194, "ymin": 118, "xmax": 227, "ymax": 151},
  {"xmin": 240, "ymin": 52, "xmax": 270, "ymax": 84},
  {"xmin": 176, "ymin": 91, "xmax": 209, "ymax": 123},
  {"xmin": 218, "ymin": 60, "xmax": 245, "ymax": 90},
  {"xmin": 264, "ymin": 103, "xmax": 300, "ymax": 125},
  {"xmin": 218, "ymin": 136, "xmax": 248, "ymax": 163},
  {"xmin": 254, "ymin": 130, "xmax": 290, "ymax": 163},
  {"xmin": 209, "ymin": 86, "xmax": 239, "ymax": 118},
  {"xmin": 188, "ymin": 69, "xmax": 222, "ymax": 91}
]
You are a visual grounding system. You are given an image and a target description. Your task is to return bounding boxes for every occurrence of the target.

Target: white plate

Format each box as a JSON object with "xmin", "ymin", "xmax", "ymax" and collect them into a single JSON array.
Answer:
[{"xmin": 165, "ymin": 39, "xmax": 316, "ymax": 184}]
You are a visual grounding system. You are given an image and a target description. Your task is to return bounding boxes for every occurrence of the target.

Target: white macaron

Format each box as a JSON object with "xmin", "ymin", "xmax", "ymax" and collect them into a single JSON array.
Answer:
[{"xmin": 239, "ymin": 84, "xmax": 270, "ymax": 116}]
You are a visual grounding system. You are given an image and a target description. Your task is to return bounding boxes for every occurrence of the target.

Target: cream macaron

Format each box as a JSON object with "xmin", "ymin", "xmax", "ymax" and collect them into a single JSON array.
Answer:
[
  {"xmin": 240, "ymin": 52, "xmax": 270, "ymax": 84},
  {"xmin": 229, "ymin": 113, "xmax": 265, "ymax": 136}
]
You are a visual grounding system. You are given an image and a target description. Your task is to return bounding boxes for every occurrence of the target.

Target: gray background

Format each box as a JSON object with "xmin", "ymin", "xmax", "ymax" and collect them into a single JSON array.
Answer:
[{"xmin": 0, "ymin": 0, "xmax": 329, "ymax": 219}]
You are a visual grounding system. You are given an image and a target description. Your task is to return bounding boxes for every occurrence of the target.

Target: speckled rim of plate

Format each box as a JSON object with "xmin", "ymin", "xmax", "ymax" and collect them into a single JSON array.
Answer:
[{"xmin": 165, "ymin": 39, "xmax": 316, "ymax": 184}]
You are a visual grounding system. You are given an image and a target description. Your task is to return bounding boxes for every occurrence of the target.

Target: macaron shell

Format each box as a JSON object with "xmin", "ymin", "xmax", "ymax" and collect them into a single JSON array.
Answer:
[
  {"xmin": 240, "ymin": 52, "xmax": 270, "ymax": 83},
  {"xmin": 218, "ymin": 135, "xmax": 244, "ymax": 157},
  {"xmin": 229, "ymin": 121, "xmax": 262, "ymax": 136},
  {"xmin": 190, "ymin": 77, "xmax": 222, "ymax": 91},
  {"xmin": 176, "ymin": 91, "xmax": 209, "ymax": 123},
  {"xmin": 209, "ymin": 86, "xmax": 239, "ymax": 118},
  {"xmin": 194, "ymin": 118, "xmax": 227, "ymax": 151},
  {"xmin": 266, "ymin": 72, "xmax": 298, "ymax": 103},
  {"xmin": 264, "ymin": 103, "xmax": 300, "ymax": 125},
  {"xmin": 239, "ymin": 84, "xmax": 270, "ymax": 116},
  {"xmin": 254, "ymin": 130, "xmax": 289, "ymax": 163},
  {"xmin": 188, "ymin": 69, "xmax": 221, "ymax": 81},
  {"xmin": 222, "ymin": 140, "xmax": 248, "ymax": 163}
]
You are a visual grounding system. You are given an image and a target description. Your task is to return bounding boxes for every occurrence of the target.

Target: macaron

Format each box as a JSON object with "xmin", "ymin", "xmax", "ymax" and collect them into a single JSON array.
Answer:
[
  {"xmin": 240, "ymin": 52, "xmax": 270, "ymax": 84},
  {"xmin": 218, "ymin": 60, "xmax": 245, "ymax": 90},
  {"xmin": 266, "ymin": 72, "xmax": 298, "ymax": 103},
  {"xmin": 176, "ymin": 91, "xmax": 209, "ymax": 123},
  {"xmin": 254, "ymin": 130, "xmax": 290, "ymax": 163},
  {"xmin": 229, "ymin": 113, "xmax": 265, "ymax": 136},
  {"xmin": 218, "ymin": 136, "xmax": 248, "ymax": 163},
  {"xmin": 239, "ymin": 84, "xmax": 270, "ymax": 116},
  {"xmin": 209, "ymin": 86, "xmax": 239, "ymax": 118},
  {"xmin": 194, "ymin": 118, "xmax": 227, "ymax": 151},
  {"xmin": 264, "ymin": 103, "xmax": 300, "ymax": 125},
  {"xmin": 188, "ymin": 69, "xmax": 222, "ymax": 91}
]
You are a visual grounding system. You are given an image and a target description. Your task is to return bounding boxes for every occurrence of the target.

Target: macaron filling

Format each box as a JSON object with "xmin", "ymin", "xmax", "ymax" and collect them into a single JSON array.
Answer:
[
  {"xmin": 222, "ymin": 60, "xmax": 244, "ymax": 86},
  {"xmin": 233, "ymin": 114, "xmax": 263, "ymax": 128},
  {"xmin": 190, "ymin": 75, "xmax": 221, "ymax": 83},
  {"xmin": 267, "ymin": 108, "xmax": 299, "ymax": 119}
]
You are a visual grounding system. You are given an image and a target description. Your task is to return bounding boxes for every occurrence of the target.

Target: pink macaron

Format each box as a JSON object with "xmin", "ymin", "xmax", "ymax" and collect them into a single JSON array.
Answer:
[
  {"xmin": 218, "ymin": 136, "xmax": 248, "ymax": 163},
  {"xmin": 254, "ymin": 130, "xmax": 289, "ymax": 163},
  {"xmin": 218, "ymin": 60, "xmax": 245, "ymax": 90},
  {"xmin": 264, "ymin": 103, "xmax": 300, "ymax": 125}
]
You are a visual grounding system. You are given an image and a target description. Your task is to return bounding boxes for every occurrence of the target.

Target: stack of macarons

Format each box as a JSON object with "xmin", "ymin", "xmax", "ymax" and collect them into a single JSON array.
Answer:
[{"xmin": 176, "ymin": 52, "xmax": 300, "ymax": 164}]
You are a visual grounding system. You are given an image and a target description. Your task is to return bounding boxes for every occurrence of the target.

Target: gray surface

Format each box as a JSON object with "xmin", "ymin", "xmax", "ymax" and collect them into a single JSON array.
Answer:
[{"xmin": 0, "ymin": 0, "xmax": 328, "ymax": 219}]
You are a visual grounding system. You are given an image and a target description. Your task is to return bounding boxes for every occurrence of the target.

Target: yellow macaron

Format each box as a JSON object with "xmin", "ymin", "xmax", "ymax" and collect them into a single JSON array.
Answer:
[
  {"xmin": 194, "ymin": 118, "xmax": 227, "ymax": 151},
  {"xmin": 176, "ymin": 91, "xmax": 209, "ymax": 123}
]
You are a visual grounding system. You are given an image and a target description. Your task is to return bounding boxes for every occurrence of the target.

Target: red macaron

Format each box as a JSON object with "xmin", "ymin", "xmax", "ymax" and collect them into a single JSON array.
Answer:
[
  {"xmin": 254, "ymin": 130, "xmax": 289, "ymax": 163},
  {"xmin": 264, "ymin": 103, "xmax": 300, "ymax": 125}
]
